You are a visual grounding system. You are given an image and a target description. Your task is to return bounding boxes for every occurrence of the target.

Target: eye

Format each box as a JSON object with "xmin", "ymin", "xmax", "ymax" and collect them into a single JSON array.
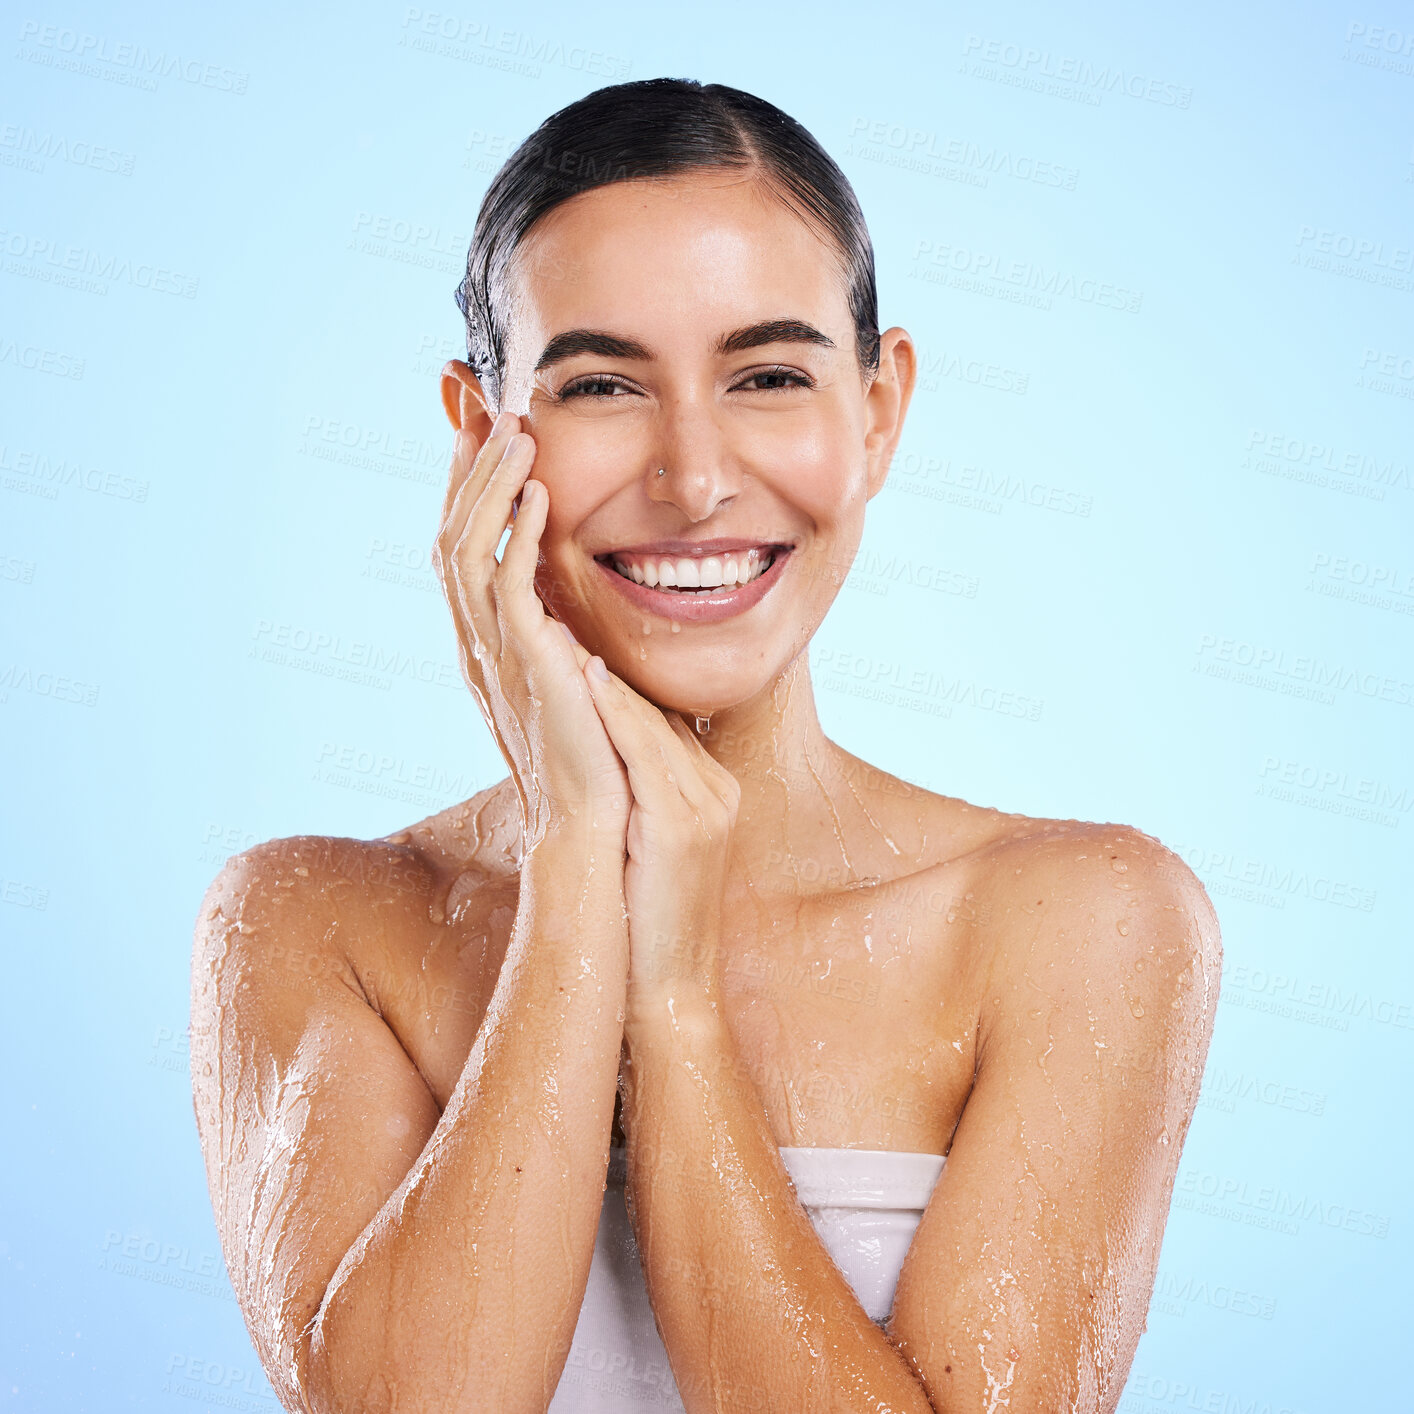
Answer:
[
  {"xmin": 736, "ymin": 366, "xmax": 815, "ymax": 393},
  {"xmin": 557, "ymin": 375, "xmax": 634, "ymax": 400},
  {"xmin": 556, "ymin": 366, "xmax": 815, "ymax": 400}
]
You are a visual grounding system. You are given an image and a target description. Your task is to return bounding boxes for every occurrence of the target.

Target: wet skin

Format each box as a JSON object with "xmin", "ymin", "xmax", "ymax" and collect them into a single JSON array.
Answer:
[
  {"xmin": 191, "ymin": 170, "xmax": 1221, "ymax": 1413},
  {"xmin": 379, "ymin": 769, "xmax": 1019, "ymax": 1157}
]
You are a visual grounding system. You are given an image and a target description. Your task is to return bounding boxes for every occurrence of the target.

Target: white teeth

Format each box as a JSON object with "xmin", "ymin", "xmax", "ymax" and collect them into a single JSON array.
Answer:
[{"xmin": 608, "ymin": 546, "xmax": 779, "ymax": 592}]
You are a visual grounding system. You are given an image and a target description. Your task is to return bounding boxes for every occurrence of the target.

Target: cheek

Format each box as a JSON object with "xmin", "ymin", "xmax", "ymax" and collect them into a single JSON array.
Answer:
[
  {"xmin": 529, "ymin": 429, "xmax": 615, "ymax": 541},
  {"xmin": 770, "ymin": 419, "xmax": 866, "ymax": 524}
]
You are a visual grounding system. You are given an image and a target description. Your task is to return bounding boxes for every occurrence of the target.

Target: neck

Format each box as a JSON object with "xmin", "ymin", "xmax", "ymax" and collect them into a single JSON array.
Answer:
[
  {"xmin": 686, "ymin": 648, "xmax": 826, "ymax": 773},
  {"xmin": 681, "ymin": 650, "xmax": 878, "ymax": 895}
]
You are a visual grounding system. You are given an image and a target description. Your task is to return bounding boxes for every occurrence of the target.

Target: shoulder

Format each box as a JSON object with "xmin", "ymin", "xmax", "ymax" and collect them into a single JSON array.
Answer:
[
  {"xmin": 376, "ymin": 777, "xmax": 523, "ymax": 883},
  {"xmin": 190, "ymin": 835, "xmax": 434, "ymax": 1025},
  {"xmin": 195, "ymin": 832, "xmax": 437, "ymax": 946},
  {"xmin": 196, "ymin": 779, "xmax": 522, "ymax": 940},
  {"xmin": 976, "ymin": 817, "xmax": 1220, "ymax": 943},
  {"xmin": 192, "ymin": 782, "xmax": 523, "ymax": 1012},
  {"xmin": 971, "ymin": 818, "xmax": 1223, "ymax": 1065}
]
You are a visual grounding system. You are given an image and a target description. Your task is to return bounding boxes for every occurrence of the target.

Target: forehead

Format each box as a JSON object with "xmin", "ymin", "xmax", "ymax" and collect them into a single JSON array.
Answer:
[{"xmin": 503, "ymin": 172, "xmax": 851, "ymax": 360}]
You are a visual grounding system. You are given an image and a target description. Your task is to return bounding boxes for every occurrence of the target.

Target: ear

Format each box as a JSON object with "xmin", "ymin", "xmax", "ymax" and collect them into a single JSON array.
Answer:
[
  {"xmin": 440, "ymin": 359, "xmax": 496, "ymax": 440},
  {"xmin": 862, "ymin": 327, "xmax": 917, "ymax": 501}
]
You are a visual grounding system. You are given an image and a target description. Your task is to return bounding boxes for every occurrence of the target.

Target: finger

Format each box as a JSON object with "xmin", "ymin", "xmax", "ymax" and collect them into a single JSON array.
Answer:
[
  {"xmin": 444, "ymin": 434, "xmax": 535, "ymax": 624},
  {"xmin": 665, "ymin": 712, "xmax": 697, "ymax": 748},
  {"xmin": 582, "ymin": 661, "xmax": 717, "ymax": 814},
  {"xmin": 551, "ymin": 618, "xmax": 596, "ymax": 677},
  {"xmin": 434, "ymin": 440, "xmax": 487, "ymax": 582},
  {"xmin": 440, "ymin": 453, "xmax": 521, "ymax": 663},
  {"xmin": 494, "ymin": 477, "xmax": 553, "ymax": 639},
  {"xmin": 437, "ymin": 426, "xmax": 476, "ymax": 529},
  {"xmin": 488, "ymin": 486, "xmax": 603, "ymax": 697},
  {"xmin": 464, "ymin": 433, "xmax": 537, "ymax": 568},
  {"xmin": 438, "ymin": 412, "xmax": 519, "ymax": 536},
  {"xmin": 436, "ymin": 420, "xmax": 520, "ymax": 562},
  {"xmin": 665, "ymin": 711, "xmax": 741, "ymax": 809}
]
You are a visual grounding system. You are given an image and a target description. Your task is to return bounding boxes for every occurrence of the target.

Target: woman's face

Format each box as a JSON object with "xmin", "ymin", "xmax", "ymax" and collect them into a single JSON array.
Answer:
[{"xmin": 495, "ymin": 168, "xmax": 912, "ymax": 717}]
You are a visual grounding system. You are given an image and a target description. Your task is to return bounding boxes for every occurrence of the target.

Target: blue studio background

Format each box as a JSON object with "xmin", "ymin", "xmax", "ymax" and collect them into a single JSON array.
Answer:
[{"xmin": 3, "ymin": 2, "xmax": 1411, "ymax": 1409}]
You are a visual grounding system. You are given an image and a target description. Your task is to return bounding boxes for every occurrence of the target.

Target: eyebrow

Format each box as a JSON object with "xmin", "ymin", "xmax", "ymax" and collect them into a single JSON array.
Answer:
[{"xmin": 533, "ymin": 318, "xmax": 836, "ymax": 373}]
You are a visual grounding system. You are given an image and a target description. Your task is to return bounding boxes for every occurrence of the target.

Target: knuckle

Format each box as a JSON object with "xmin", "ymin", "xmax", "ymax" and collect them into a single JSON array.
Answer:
[
  {"xmin": 454, "ymin": 543, "xmax": 490, "ymax": 591},
  {"xmin": 496, "ymin": 560, "xmax": 531, "ymax": 598}
]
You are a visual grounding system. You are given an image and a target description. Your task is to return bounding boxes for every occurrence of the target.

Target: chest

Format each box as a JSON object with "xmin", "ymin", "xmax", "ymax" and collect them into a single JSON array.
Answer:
[{"xmin": 384, "ymin": 868, "xmax": 986, "ymax": 1157}]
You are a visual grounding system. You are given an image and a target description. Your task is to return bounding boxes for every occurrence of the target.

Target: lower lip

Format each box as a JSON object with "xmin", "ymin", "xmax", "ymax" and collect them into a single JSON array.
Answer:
[{"xmin": 595, "ymin": 549, "xmax": 792, "ymax": 624}]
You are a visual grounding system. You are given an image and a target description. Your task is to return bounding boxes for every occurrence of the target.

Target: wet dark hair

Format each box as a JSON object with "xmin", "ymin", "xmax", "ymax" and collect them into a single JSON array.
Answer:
[{"xmin": 454, "ymin": 77, "xmax": 881, "ymax": 412}]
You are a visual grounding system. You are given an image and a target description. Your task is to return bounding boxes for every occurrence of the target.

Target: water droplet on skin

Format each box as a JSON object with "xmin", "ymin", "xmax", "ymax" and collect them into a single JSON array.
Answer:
[
  {"xmin": 1111, "ymin": 858, "xmax": 1128, "ymax": 873},
  {"xmin": 1158, "ymin": 1127, "xmax": 1170, "ymax": 1145},
  {"xmin": 669, "ymin": 621, "xmax": 681, "ymax": 634},
  {"xmin": 293, "ymin": 865, "xmax": 309, "ymax": 877},
  {"xmin": 1129, "ymin": 998, "xmax": 1145, "ymax": 1018},
  {"xmin": 1116, "ymin": 920, "xmax": 1129, "ymax": 936},
  {"xmin": 638, "ymin": 645, "xmax": 647, "ymax": 660}
]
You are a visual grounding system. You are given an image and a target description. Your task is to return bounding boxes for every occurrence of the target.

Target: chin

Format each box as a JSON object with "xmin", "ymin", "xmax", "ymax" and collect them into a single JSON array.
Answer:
[{"xmin": 604, "ymin": 650, "xmax": 775, "ymax": 720}]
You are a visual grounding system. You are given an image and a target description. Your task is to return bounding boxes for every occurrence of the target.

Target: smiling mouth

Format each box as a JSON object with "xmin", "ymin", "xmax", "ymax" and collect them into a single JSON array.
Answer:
[{"xmin": 594, "ymin": 544, "xmax": 791, "ymax": 596}]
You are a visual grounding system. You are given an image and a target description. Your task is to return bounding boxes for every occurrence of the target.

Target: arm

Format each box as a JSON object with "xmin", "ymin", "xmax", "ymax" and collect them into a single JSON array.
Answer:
[
  {"xmin": 887, "ymin": 826, "xmax": 1223, "ymax": 1412},
  {"xmin": 578, "ymin": 664, "xmax": 932, "ymax": 1412},
  {"xmin": 190, "ymin": 827, "xmax": 628, "ymax": 1414},
  {"xmin": 620, "ymin": 990, "xmax": 935, "ymax": 1413}
]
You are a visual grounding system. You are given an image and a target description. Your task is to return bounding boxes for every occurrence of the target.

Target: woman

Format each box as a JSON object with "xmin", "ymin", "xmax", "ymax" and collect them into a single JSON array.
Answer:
[{"xmin": 191, "ymin": 78, "xmax": 1221, "ymax": 1414}]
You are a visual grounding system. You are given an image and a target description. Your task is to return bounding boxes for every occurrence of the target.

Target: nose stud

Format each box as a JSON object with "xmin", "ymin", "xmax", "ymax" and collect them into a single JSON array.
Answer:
[{"xmin": 656, "ymin": 467, "xmax": 667, "ymax": 477}]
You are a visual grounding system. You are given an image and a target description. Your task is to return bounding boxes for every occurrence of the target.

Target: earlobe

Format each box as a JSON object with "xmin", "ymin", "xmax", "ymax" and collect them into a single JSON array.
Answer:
[{"xmin": 863, "ymin": 328, "xmax": 917, "ymax": 501}]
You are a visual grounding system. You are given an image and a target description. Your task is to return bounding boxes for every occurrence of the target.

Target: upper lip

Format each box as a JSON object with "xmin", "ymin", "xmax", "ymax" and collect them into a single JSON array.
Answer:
[{"xmin": 596, "ymin": 537, "xmax": 796, "ymax": 559}]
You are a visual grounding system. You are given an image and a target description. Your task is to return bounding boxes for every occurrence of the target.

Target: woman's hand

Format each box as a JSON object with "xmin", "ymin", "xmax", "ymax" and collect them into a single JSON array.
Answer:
[
  {"xmin": 579, "ymin": 655, "xmax": 741, "ymax": 1018},
  {"xmin": 432, "ymin": 414, "xmax": 631, "ymax": 841}
]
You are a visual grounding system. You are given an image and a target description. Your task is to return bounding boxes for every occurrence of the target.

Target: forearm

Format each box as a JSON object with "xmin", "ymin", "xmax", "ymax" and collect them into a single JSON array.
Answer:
[
  {"xmin": 308, "ymin": 822, "xmax": 629, "ymax": 1414},
  {"xmin": 621, "ymin": 990, "xmax": 933, "ymax": 1414}
]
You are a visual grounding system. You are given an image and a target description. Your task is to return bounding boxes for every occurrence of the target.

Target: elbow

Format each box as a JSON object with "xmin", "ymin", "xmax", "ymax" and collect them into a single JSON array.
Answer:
[{"xmin": 302, "ymin": 1306, "xmax": 358, "ymax": 1414}]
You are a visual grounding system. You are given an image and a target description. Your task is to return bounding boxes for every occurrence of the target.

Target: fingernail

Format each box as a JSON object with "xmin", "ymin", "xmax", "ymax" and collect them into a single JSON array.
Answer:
[
  {"xmin": 589, "ymin": 655, "xmax": 610, "ymax": 681},
  {"xmin": 491, "ymin": 410, "xmax": 516, "ymax": 436}
]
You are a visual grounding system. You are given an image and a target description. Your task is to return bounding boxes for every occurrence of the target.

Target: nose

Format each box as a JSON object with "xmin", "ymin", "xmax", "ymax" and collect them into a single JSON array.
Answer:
[{"xmin": 645, "ymin": 400, "xmax": 744, "ymax": 521}]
